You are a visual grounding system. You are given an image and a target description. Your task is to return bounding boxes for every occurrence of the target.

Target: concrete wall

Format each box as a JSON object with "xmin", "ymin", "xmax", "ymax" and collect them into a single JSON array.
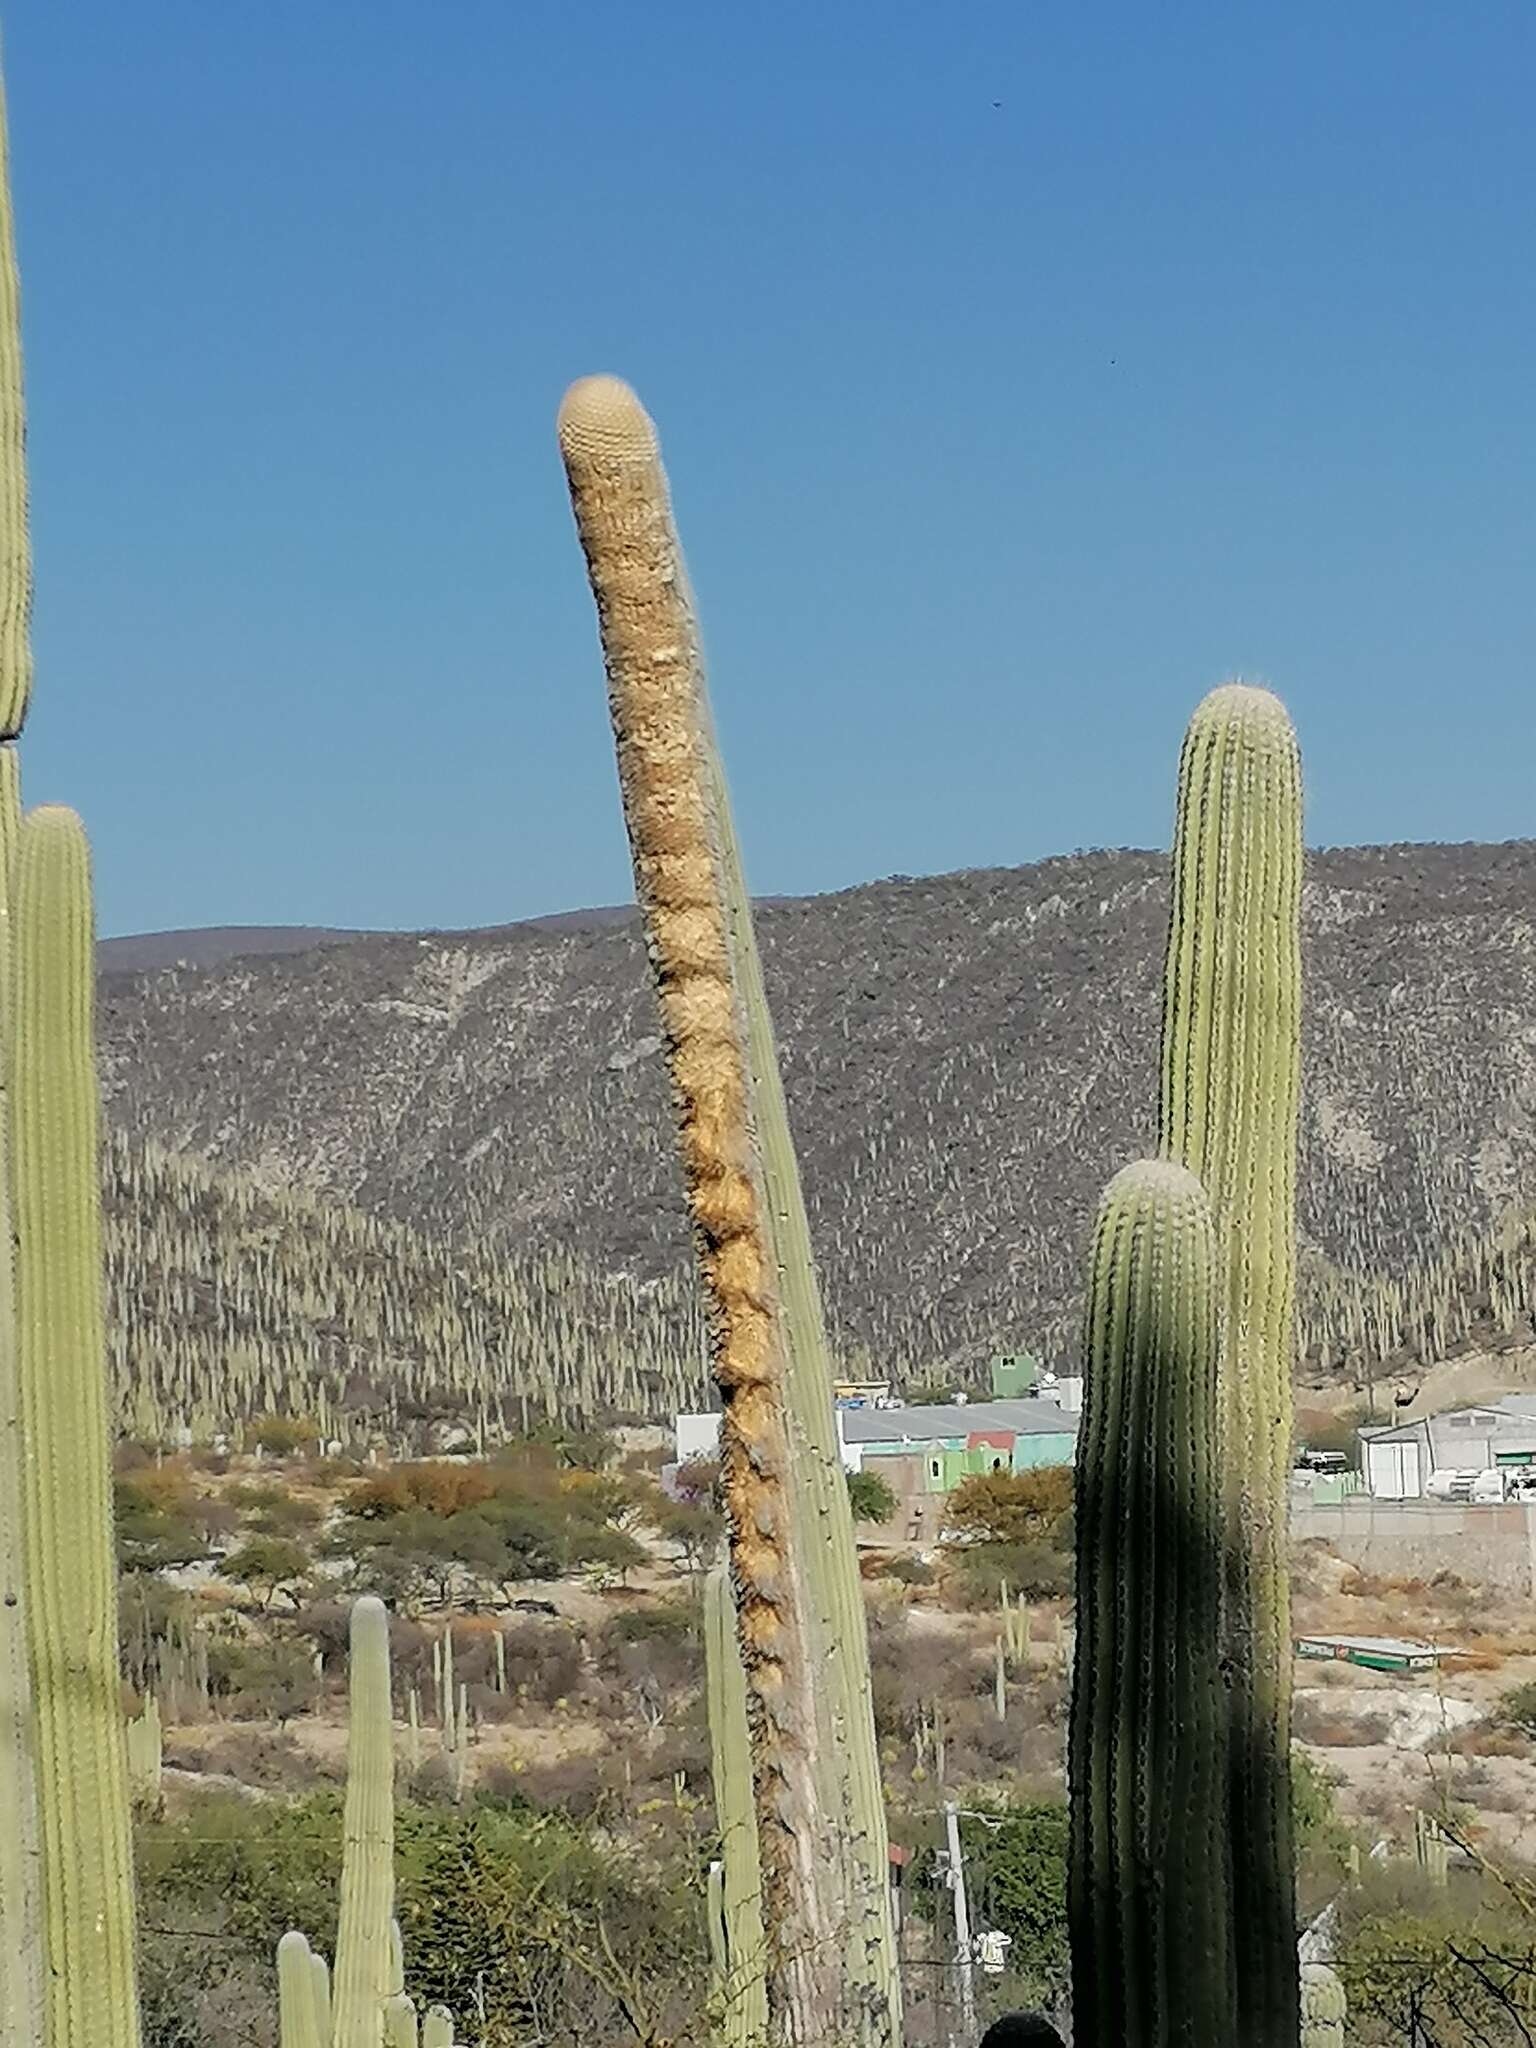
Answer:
[{"xmin": 1292, "ymin": 1497, "xmax": 1536, "ymax": 1594}]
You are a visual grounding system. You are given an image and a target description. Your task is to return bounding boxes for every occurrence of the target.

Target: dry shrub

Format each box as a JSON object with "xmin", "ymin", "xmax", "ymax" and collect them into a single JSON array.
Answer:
[
  {"xmin": 1450, "ymin": 1722, "xmax": 1534, "ymax": 1760},
  {"xmin": 501, "ymin": 1620, "xmax": 584, "ymax": 1710},
  {"xmin": 1292, "ymin": 1695, "xmax": 1393, "ymax": 1747},
  {"xmin": 938, "ymin": 1695, "xmax": 1063, "ymax": 1791},
  {"xmin": 207, "ymin": 1728, "xmax": 320, "ymax": 1791},
  {"xmin": 513, "ymin": 1751, "xmax": 611, "ymax": 1819}
]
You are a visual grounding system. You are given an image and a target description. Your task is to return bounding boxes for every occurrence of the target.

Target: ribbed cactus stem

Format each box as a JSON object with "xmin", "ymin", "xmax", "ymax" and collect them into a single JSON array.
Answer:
[
  {"xmin": 278, "ymin": 1931, "xmax": 325, "ymax": 2048},
  {"xmin": 1069, "ymin": 1160, "xmax": 1234, "ymax": 2048},
  {"xmin": 708, "ymin": 631, "xmax": 900, "ymax": 2044},
  {"xmin": 706, "ymin": 1563, "xmax": 768, "ymax": 2046},
  {"xmin": 383, "ymin": 1992, "xmax": 419, "ymax": 2048},
  {"xmin": 1159, "ymin": 680, "xmax": 1303, "ymax": 2044},
  {"xmin": 0, "ymin": 748, "xmax": 40, "ymax": 2043},
  {"xmin": 1300, "ymin": 1963, "xmax": 1346, "ymax": 2048},
  {"xmin": 333, "ymin": 1595, "xmax": 396, "ymax": 2047},
  {"xmin": 0, "ymin": 41, "xmax": 40, "ymax": 2036},
  {"xmin": 310, "ymin": 1949, "xmax": 333, "ymax": 2041},
  {"xmin": 13, "ymin": 806, "xmax": 140, "ymax": 2048},
  {"xmin": 0, "ymin": 51, "xmax": 30, "ymax": 741},
  {"xmin": 560, "ymin": 374, "xmax": 876, "ymax": 2045}
]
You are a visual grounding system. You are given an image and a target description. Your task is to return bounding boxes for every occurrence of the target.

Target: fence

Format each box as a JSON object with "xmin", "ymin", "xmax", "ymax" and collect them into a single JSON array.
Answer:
[{"xmin": 1291, "ymin": 1497, "xmax": 1536, "ymax": 1595}]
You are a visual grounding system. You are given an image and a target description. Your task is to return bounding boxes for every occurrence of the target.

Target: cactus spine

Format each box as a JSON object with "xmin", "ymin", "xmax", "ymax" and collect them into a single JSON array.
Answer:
[
  {"xmin": 12, "ymin": 808, "xmax": 140, "ymax": 2048},
  {"xmin": 0, "ymin": 44, "xmax": 42, "ymax": 2040},
  {"xmin": 1159, "ymin": 681, "xmax": 1303, "ymax": 2044},
  {"xmin": 560, "ymin": 374, "xmax": 898, "ymax": 2045},
  {"xmin": 706, "ymin": 1564, "xmax": 768, "ymax": 2045},
  {"xmin": 333, "ymin": 1595, "xmax": 397, "ymax": 2047},
  {"xmin": 1069, "ymin": 1160, "xmax": 1234, "ymax": 2048}
]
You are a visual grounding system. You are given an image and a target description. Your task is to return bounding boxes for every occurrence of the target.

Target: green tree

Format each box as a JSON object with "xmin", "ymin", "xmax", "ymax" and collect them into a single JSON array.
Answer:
[
  {"xmin": 216, "ymin": 1536, "xmax": 313, "ymax": 1610},
  {"xmin": 649, "ymin": 1497, "xmax": 717, "ymax": 1575},
  {"xmin": 208, "ymin": 1639, "xmax": 321, "ymax": 1724},
  {"xmin": 913, "ymin": 1801, "xmax": 1069, "ymax": 2009},
  {"xmin": 114, "ymin": 1479, "xmax": 210, "ymax": 1574},
  {"xmin": 846, "ymin": 1470, "xmax": 897, "ymax": 1526},
  {"xmin": 944, "ymin": 1467, "xmax": 1073, "ymax": 1545}
]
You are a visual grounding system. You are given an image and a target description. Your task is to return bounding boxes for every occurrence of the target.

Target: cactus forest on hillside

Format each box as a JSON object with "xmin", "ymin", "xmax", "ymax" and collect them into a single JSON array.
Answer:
[{"xmin": 103, "ymin": 1133, "xmax": 707, "ymax": 1444}]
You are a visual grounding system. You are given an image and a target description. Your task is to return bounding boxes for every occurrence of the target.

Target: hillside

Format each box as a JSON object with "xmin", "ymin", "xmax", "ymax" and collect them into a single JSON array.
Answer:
[
  {"xmin": 98, "ymin": 839, "xmax": 1536, "ymax": 1388},
  {"xmin": 104, "ymin": 1134, "xmax": 704, "ymax": 1442}
]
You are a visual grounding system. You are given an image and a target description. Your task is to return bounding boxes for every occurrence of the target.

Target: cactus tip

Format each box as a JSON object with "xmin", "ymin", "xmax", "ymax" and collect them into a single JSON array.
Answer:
[
  {"xmin": 1103, "ymin": 1157, "xmax": 1207, "ymax": 1208},
  {"xmin": 557, "ymin": 375, "xmax": 659, "ymax": 464},
  {"xmin": 1193, "ymin": 678, "xmax": 1296, "ymax": 735}
]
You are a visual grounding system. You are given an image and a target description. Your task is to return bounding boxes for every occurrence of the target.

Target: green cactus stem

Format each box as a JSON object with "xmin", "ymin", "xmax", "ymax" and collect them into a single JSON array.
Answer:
[
  {"xmin": 706, "ymin": 1563, "xmax": 768, "ymax": 2045},
  {"xmin": 0, "ymin": 51, "xmax": 29, "ymax": 743},
  {"xmin": 1300, "ymin": 1962, "xmax": 1346, "ymax": 2048},
  {"xmin": 13, "ymin": 806, "xmax": 139, "ymax": 2048},
  {"xmin": 278, "ymin": 1930, "xmax": 326, "ymax": 2048},
  {"xmin": 384, "ymin": 1991, "xmax": 419, "ymax": 2048},
  {"xmin": 332, "ymin": 1595, "xmax": 396, "ymax": 2048},
  {"xmin": 310, "ymin": 1947, "xmax": 333, "ymax": 2039},
  {"xmin": 0, "ymin": 42, "xmax": 41, "ymax": 2039},
  {"xmin": 1069, "ymin": 1159, "xmax": 1234, "ymax": 2048},
  {"xmin": 0, "ymin": 748, "xmax": 39, "ymax": 2045},
  {"xmin": 561, "ymin": 373, "xmax": 900, "ymax": 2045},
  {"xmin": 1159, "ymin": 680, "xmax": 1303, "ymax": 2046}
]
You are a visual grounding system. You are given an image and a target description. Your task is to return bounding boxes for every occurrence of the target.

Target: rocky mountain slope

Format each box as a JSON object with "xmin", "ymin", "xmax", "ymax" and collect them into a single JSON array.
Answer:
[{"xmin": 98, "ymin": 840, "xmax": 1536, "ymax": 1384}]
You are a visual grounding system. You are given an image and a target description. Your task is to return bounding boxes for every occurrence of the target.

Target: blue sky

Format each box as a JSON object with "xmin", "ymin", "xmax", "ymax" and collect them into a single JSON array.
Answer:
[{"xmin": 7, "ymin": 2, "xmax": 1533, "ymax": 935}]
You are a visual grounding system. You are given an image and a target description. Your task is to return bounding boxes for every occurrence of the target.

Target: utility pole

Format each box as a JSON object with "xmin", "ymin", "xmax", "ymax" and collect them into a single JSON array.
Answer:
[{"xmin": 942, "ymin": 1800, "xmax": 976, "ymax": 2044}]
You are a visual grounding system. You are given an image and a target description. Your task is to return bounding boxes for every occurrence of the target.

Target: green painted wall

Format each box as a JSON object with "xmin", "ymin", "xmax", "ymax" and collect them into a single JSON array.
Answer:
[{"xmin": 1011, "ymin": 1435, "xmax": 1076, "ymax": 1472}]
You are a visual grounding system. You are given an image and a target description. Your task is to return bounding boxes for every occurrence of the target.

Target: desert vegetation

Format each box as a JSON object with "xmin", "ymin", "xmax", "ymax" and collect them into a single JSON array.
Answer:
[{"xmin": 0, "ymin": 27, "xmax": 1533, "ymax": 2048}]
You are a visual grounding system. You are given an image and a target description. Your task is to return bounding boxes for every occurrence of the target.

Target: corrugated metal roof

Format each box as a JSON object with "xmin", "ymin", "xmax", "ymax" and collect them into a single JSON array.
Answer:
[
  {"xmin": 840, "ymin": 1398, "xmax": 1078, "ymax": 1444},
  {"xmin": 1362, "ymin": 1410, "xmax": 1536, "ymax": 1449}
]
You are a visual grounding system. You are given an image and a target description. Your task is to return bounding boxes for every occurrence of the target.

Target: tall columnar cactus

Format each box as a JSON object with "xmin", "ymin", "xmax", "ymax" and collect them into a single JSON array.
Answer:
[
  {"xmin": 706, "ymin": 1563, "xmax": 768, "ymax": 2046},
  {"xmin": 0, "ymin": 46, "xmax": 42, "ymax": 2043},
  {"xmin": 560, "ymin": 374, "xmax": 899, "ymax": 2046},
  {"xmin": 1159, "ymin": 680, "xmax": 1303, "ymax": 2045},
  {"xmin": 333, "ymin": 1594, "xmax": 398, "ymax": 2048},
  {"xmin": 1069, "ymin": 1159, "xmax": 1234, "ymax": 2048},
  {"xmin": 12, "ymin": 806, "xmax": 140, "ymax": 2048}
]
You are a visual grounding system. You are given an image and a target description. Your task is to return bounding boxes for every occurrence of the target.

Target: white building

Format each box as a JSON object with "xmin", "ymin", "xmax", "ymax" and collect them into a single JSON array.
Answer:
[{"xmin": 1360, "ymin": 1396, "xmax": 1536, "ymax": 1501}]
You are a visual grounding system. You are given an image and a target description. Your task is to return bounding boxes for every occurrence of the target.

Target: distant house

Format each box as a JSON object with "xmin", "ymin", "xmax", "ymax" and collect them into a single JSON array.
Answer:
[
  {"xmin": 1359, "ymin": 1398, "xmax": 1536, "ymax": 1500},
  {"xmin": 670, "ymin": 1394, "xmax": 1078, "ymax": 1541}
]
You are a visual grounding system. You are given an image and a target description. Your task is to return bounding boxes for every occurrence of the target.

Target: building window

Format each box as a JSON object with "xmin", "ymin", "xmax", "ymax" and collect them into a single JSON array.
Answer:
[{"xmin": 930, "ymin": 1460, "xmax": 940, "ymax": 1480}]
